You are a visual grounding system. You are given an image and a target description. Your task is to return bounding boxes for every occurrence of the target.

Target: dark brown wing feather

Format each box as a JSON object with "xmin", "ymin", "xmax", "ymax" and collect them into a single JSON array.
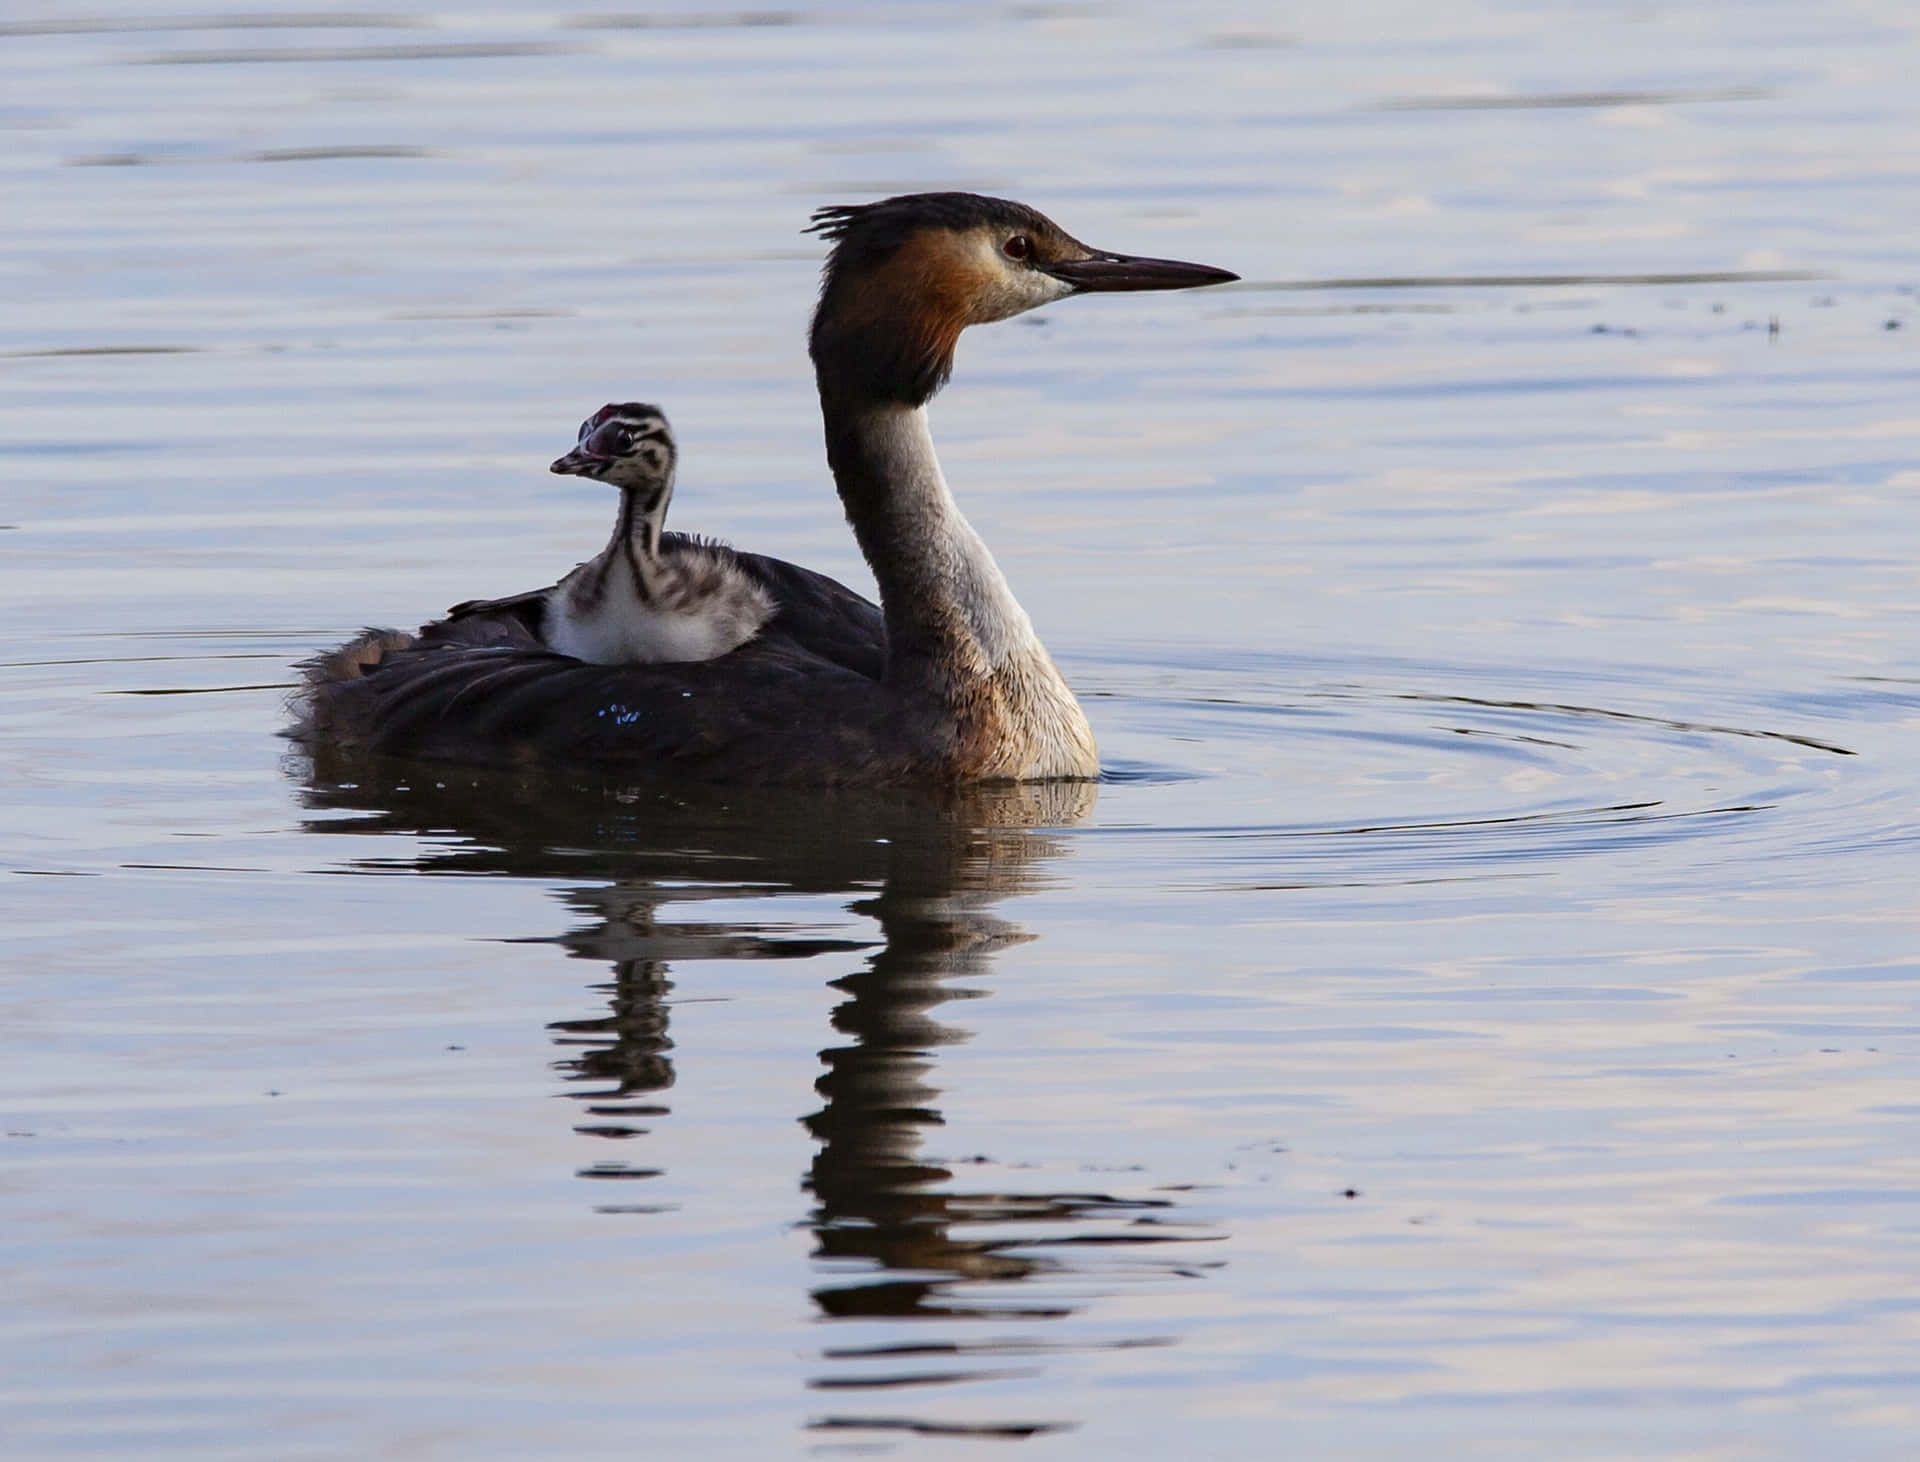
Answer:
[
  {"xmin": 295, "ymin": 541, "xmax": 894, "ymax": 783},
  {"xmin": 445, "ymin": 586, "xmax": 552, "ymax": 638},
  {"xmin": 296, "ymin": 615, "xmax": 931, "ymax": 786}
]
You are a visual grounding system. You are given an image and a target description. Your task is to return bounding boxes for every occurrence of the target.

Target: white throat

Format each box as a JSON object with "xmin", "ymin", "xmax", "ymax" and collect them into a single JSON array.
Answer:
[{"xmin": 856, "ymin": 403, "xmax": 1040, "ymax": 672}]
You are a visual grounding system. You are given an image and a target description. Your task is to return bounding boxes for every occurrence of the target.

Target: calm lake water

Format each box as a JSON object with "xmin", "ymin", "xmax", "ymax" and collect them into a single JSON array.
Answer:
[{"xmin": 4, "ymin": 2, "xmax": 1919, "ymax": 1457}]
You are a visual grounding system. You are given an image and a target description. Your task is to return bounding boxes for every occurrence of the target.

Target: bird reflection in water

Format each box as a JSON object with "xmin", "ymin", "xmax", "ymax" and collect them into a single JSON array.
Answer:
[{"xmin": 297, "ymin": 757, "xmax": 1217, "ymax": 1437}]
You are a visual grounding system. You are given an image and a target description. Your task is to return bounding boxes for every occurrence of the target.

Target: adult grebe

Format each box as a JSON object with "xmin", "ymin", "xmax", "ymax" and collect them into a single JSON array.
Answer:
[
  {"xmin": 442, "ymin": 403, "xmax": 774, "ymax": 665},
  {"xmin": 294, "ymin": 192, "xmax": 1236, "ymax": 785}
]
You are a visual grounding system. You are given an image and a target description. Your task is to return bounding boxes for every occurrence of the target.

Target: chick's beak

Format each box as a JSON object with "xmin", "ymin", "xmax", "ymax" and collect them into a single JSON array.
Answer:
[
  {"xmin": 1043, "ymin": 250, "xmax": 1239, "ymax": 293},
  {"xmin": 550, "ymin": 445, "xmax": 607, "ymax": 476}
]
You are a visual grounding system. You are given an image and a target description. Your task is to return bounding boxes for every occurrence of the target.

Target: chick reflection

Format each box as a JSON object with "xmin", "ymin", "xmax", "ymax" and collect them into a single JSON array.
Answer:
[{"xmin": 545, "ymin": 878, "xmax": 870, "ymax": 1183}]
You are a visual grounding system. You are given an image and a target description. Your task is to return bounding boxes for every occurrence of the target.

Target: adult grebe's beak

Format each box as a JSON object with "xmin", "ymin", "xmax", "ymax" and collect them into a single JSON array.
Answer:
[
  {"xmin": 1043, "ymin": 251, "xmax": 1239, "ymax": 293},
  {"xmin": 550, "ymin": 445, "xmax": 609, "ymax": 476}
]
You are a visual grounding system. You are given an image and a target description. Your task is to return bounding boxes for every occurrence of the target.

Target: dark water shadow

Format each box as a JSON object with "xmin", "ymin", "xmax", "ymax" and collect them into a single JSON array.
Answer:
[
  {"xmin": 561, "ymin": 10, "xmax": 807, "ymax": 30},
  {"xmin": 0, "ymin": 13, "xmax": 418, "ymax": 38},
  {"xmin": 133, "ymin": 41, "xmax": 567, "ymax": 65},
  {"xmin": 294, "ymin": 754, "xmax": 1211, "ymax": 1436},
  {"xmin": 1372, "ymin": 86, "xmax": 1775, "ymax": 112}
]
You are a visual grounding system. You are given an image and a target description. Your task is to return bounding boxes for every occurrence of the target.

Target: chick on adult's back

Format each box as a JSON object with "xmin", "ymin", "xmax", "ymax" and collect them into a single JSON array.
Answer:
[
  {"xmin": 293, "ymin": 192, "xmax": 1235, "ymax": 785},
  {"xmin": 447, "ymin": 404, "xmax": 772, "ymax": 666}
]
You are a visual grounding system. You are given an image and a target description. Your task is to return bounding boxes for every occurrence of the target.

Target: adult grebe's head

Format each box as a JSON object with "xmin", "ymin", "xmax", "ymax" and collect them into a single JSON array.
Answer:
[
  {"xmin": 806, "ymin": 192, "xmax": 1238, "ymax": 405},
  {"xmin": 551, "ymin": 403, "xmax": 676, "ymax": 508}
]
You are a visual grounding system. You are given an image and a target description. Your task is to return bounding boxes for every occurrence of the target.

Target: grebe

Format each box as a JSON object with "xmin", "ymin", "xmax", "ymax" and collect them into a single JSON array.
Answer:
[
  {"xmin": 295, "ymin": 192, "xmax": 1236, "ymax": 785},
  {"xmin": 443, "ymin": 404, "xmax": 774, "ymax": 665}
]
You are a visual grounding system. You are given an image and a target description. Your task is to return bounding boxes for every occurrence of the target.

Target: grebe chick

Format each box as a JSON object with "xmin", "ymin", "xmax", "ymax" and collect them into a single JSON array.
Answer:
[
  {"xmin": 449, "ymin": 404, "xmax": 772, "ymax": 665},
  {"xmin": 295, "ymin": 192, "xmax": 1236, "ymax": 785}
]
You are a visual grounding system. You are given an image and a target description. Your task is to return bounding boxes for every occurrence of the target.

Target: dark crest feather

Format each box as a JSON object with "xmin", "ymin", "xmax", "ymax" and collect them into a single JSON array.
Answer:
[
  {"xmin": 589, "ymin": 402, "xmax": 668, "ymax": 431},
  {"xmin": 805, "ymin": 192, "xmax": 1054, "ymax": 253}
]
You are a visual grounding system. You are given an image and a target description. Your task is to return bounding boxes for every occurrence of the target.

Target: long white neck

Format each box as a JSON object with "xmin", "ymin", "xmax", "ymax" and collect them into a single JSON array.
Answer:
[
  {"xmin": 818, "ymin": 389, "xmax": 1097, "ymax": 778},
  {"xmin": 822, "ymin": 398, "xmax": 1040, "ymax": 688}
]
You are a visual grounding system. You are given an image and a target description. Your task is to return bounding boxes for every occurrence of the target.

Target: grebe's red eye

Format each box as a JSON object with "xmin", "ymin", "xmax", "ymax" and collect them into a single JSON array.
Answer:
[{"xmin": 1002, "ymin": 234, "xmax": 1032, "ymax": 261}]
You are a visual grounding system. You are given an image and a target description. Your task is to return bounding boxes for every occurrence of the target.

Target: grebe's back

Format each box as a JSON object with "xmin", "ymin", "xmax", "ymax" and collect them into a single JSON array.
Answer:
[{"xmin": 294, "ymin": 192, "xmax": 1235, "ymax": 786}]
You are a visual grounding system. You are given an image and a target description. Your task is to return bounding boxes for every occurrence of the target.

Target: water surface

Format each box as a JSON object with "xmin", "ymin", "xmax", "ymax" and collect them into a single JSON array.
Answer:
[{"xmin": 4, "ymin": 2, "xmax": 1919, "ymax": 1457}]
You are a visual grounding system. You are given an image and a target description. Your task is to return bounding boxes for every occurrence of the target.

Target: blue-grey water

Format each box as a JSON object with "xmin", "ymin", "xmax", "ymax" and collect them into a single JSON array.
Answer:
[{"xmin": 4, "ymin": 3, "xmax": 1919, "ymax": 1457}]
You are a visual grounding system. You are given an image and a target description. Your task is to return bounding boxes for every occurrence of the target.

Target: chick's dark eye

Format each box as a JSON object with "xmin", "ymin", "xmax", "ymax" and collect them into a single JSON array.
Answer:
[{"xmin": 1002, "ymin": 234, "xmax": 1032, "ymax": 261}]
